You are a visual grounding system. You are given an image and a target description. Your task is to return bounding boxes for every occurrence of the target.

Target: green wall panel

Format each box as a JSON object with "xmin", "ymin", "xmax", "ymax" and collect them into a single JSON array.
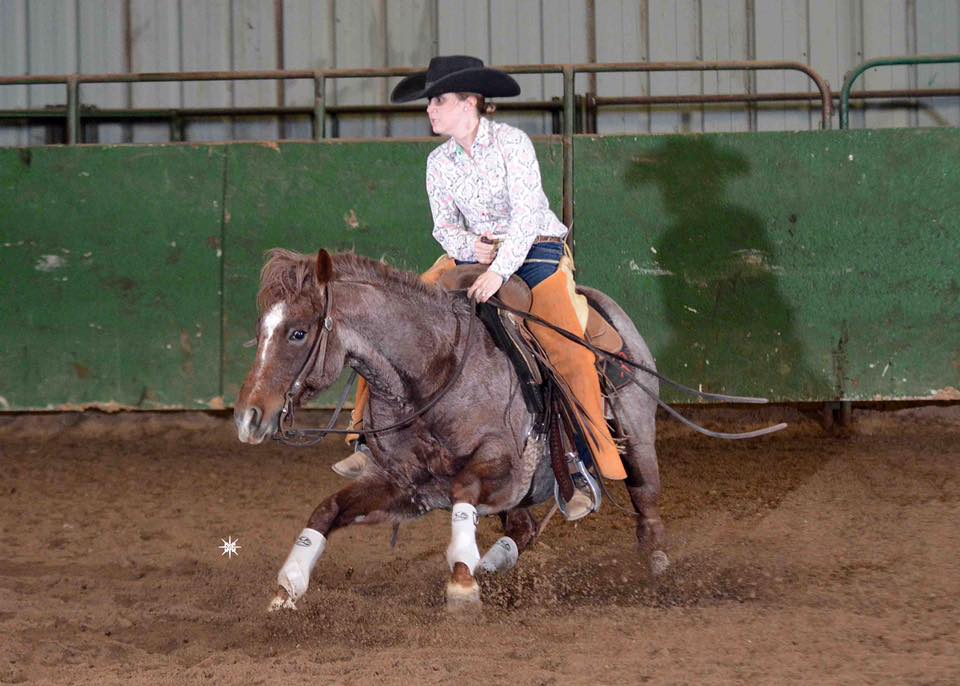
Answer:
[
  {"xmin": 0, "ymin": 131, "xmax": 954, "ymax": 410},
  {"xmin": 0, "ymin": 145, "xmax": 224, "ymax": 410},
  {"xmin": 573, "ymin": 129, "xmax": 959, "ymax": 402},
  {"xmin": 221, "ymin": 140, "xmax": 563, "ymax": 405}
]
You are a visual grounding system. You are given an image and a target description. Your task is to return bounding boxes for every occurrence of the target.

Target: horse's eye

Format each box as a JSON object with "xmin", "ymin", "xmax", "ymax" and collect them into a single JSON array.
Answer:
[{"xmin": 289, "ymin": 330, "xmax": 307, "ymax": 342}]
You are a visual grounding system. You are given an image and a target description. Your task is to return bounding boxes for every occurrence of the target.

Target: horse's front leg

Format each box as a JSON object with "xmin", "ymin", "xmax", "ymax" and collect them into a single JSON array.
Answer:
[
  {"xmin": 477, "ymin": 508, "xmax": 538, "ymax": 575},
  {"xmin": 445, "ymin": 460, "xmax": 512, "ymax": 609},
  {"xmin": 269, "ymin": 478, "xmax": 398, "ymax": 611}
]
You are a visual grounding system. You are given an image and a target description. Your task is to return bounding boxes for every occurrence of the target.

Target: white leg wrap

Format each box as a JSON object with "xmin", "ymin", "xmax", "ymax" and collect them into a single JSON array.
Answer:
[
  {"xmin": 277, "ymin": 528, "xmax": 326, "ymax": 601},
  {"xmin": 445, "ymin": 503, "xmax": 480, "ymax": 573},
  {"xmin": 479, "ymin": 536, "xmax": 519, "ymax": 574}
]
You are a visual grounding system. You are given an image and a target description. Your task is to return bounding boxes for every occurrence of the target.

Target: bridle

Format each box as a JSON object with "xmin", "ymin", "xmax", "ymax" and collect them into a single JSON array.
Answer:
[{"xmin": 274, "ymin": 280, "xmax": 476, "ymax": 447}]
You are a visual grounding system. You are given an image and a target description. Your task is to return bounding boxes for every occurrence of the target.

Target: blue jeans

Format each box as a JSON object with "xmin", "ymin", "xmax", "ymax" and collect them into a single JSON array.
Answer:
[{"xmin": 456, "ymin": 241, "xmax": 564, "ymax": 289}]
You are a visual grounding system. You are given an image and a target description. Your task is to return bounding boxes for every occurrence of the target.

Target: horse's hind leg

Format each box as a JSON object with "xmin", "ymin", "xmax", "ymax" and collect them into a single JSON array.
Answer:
[
  {"xmin": 577, "ymin": 285, "xmax": 668, "ymax": 574},
  {"xmin": 611, "ymin": 384, "xmax": 669, "ymax": 575},
  {"xmin": 623, "ymin": 436, "xmax": 669, "ymax": 576},
  {"xmin": 478, "ymin": 508, "xmax": 538, "ymax": 574},
  {"xmin": 269, "ymin": 478, "xmax": 399, "ymax": 611}
]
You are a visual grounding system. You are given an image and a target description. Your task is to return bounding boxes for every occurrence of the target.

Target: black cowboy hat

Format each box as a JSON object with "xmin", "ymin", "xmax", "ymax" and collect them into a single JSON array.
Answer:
[{"xmin": 390, "ymin": 55, "xmax": 521, "ymax": 103}]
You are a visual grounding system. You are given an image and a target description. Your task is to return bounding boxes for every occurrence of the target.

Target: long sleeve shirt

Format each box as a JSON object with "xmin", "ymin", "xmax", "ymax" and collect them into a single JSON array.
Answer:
[{"xmin": 425, "ymin": 117, "xmax": 567, "ymax": 280}]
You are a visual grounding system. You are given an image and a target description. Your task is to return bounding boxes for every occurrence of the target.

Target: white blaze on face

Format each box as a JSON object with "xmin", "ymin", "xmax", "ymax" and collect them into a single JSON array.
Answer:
[{"xmin": 260, "ymin": 303, "xmax": 286, "ymax": 365}]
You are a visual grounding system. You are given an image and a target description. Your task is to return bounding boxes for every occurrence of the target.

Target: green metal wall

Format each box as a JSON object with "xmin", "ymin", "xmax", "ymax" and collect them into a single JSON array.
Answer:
[
  {"xmin": 574, "ymin": 129, "xmax": 959, "ymax": 403},
  {"xmin": 0, "ymin": 140, "xmax": 562, "ymax": 410},
  {"xmin": 0, "ymin": 130, "xmax": 956, "ymax": 410},
  {"xmin": 0, "ymin": 146, "xmax": 224, "ymax": 410}
]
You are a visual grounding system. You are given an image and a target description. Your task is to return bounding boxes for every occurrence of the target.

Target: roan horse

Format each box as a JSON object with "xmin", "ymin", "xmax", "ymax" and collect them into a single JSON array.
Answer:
[{"xmin": 234, "ymin": 248, "xmax": 665, "ymax": 610}]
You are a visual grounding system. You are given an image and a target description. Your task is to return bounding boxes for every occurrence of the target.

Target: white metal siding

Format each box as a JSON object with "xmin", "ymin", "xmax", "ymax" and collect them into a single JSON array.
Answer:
[
  {"xmin": 129, "ymin": 0, "xmax": 181, "ymax": 142},
  {"xmin": 79, "ymin": 0, "xmax": 127, "ymax": 144},
  {"xmin": 180, "ymin": 0, "xmax": 233, "ymax": 142},
  {"xmin": 282, "ymin": 0, "xmax": 335, "ymax": 139},
  {"xmin": 27, "ymin": 0, "xmax": 78, "ymax": 145},
  {"xmin": 0, "ymin": 0, "xmax": 29, "ymax": 146},
  {"xmin": 1, "ymin": 0, "xmax": 958, "ymax": 144}
]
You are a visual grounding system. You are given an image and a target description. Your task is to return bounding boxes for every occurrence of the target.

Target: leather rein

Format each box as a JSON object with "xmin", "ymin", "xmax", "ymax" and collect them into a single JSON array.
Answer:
[
  {"xmin": 486, "ymin": 297, "xmax": 787, "ymax": 441},
  {"xmin": 274, "ymin": 280, "xmax": 475, "ymax": 447},
  {"xmin": 272, "ymin": 283, "xmax": 786, "ymax": 448}
]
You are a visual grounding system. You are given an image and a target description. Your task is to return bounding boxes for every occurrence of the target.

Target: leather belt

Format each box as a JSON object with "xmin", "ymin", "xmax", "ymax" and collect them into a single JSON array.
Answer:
[{"xmin": 533, "ymin": 235, "xmax": 565, "ymax": 244}]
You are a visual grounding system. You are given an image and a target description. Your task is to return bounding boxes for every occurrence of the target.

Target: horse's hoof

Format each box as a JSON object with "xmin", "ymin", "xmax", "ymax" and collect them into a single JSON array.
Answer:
[
  {"xmin": 445, "ymin": 580, "xmax": 481, "ymax": 611},
  {"xmin": 268, "ymin": 588, "xmax": 297, "ymax": 612},
  {"xmin": 650, "ymin": 550, "xmax": 670, "ymax": 576}
]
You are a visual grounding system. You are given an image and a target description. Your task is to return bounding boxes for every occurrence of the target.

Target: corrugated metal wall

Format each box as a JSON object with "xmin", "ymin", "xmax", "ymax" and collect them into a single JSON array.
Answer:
[{"xmin": 1, "ymin": 0, "xmax": 958, "ymax": 146}]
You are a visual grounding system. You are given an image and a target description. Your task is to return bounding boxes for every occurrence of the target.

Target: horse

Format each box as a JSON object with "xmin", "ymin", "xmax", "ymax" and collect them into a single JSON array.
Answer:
[{"xmin": 234, "ymin": 248, "xmax": 666, "ymax": 611}]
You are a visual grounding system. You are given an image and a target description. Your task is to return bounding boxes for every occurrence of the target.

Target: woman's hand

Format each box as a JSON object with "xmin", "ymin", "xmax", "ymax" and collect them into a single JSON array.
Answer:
[
  {"xmin": 467, "ymin": 269, "xmax": 505, "ymax": 303},
  {"xmin": 474, "ymin": 232, "xmax": 499, "ymax": 265}
]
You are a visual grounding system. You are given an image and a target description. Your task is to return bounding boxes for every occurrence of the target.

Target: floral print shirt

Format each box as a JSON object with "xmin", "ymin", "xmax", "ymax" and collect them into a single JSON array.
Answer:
[{"xmin": 426, "ymin": 117, "xmax": 567, "ymax": 280}]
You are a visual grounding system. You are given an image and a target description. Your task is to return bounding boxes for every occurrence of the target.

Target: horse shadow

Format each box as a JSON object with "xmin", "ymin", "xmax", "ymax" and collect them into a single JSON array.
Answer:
[{"xmin": 627, "ymin": 136, "xmax": 830, "ymax": 399}]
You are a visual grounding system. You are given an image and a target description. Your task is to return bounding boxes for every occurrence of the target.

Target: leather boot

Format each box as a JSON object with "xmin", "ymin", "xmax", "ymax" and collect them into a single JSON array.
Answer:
[
  {"xmin": 529, "ymin": 268, "xmax": 626, "ymax": 480},
  {"xmin": 563, "ymin": 490, "xmax": 594, "ymax": 522},
  {"xmin": 332, "ymin": 441, "xmax": 370, "ymax": 480}
]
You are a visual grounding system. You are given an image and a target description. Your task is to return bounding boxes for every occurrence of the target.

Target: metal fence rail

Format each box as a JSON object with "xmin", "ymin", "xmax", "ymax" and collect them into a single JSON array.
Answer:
[
  {"xmin": 840, "ymin": 54, "xmax": 960, "ymax": 129},
  {"xmin": 1, "ymin": 60, "xmax": 835, "ymax": 229},
  {"xmin": 0, "ymin": 60, "xmax": 833, "ymax": 140},
  {"xmin": 7, "ymin": 56, "xmax": 960, "ymax": 228},
  {"xmin": 7, "ymin": 87, "xmax": 960, "ymax": 138}
]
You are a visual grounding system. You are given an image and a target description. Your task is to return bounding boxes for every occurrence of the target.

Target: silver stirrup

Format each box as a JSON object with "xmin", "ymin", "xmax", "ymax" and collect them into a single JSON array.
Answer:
[{"xmin": 554, "ymin": 452, "xmax": 602, "ymax": 519}]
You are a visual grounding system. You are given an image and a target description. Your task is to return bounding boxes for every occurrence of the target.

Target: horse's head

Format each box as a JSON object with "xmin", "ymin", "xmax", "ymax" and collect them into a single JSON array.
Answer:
[{"xmin": 235, "ymin": 248, "xmax": 346, "ymax": 444}]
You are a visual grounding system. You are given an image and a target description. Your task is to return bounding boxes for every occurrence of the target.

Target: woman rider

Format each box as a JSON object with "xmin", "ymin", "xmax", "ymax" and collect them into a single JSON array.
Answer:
[{"xmin": 334, "ymin": 56, "xmax": 626, "ymax": 516}]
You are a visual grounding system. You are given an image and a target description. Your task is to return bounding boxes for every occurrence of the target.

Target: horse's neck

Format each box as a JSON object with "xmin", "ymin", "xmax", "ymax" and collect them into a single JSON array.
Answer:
[{"xmin": 340, "ymin": 282, "xmax": 463, "ymax": 404}]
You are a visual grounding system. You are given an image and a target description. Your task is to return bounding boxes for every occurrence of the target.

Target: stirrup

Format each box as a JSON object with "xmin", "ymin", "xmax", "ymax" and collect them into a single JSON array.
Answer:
[{"xmin": 554, "ymin": 452, "xmax": 602, "ymax": 521}]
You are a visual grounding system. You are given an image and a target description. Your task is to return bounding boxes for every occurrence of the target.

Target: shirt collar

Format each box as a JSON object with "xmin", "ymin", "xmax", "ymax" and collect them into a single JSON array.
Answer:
[
  {"xmin": 445, "ymin": 117, "xmax": 492, "ymax": 160},
  {"xmin": 474, "ymin": 117, "xmax": 493, "ymax": 151}
]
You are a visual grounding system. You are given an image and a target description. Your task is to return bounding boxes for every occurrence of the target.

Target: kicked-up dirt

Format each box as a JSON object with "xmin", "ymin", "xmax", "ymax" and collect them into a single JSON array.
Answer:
[{"xmin": 0, "ymin": 405, "xmax": 957, "ymax": 685}]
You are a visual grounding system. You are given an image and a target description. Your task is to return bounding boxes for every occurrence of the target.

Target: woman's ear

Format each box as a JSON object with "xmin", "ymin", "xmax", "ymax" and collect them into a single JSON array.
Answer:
[{"xmin": 316, "ymin": 249, "xmax": 333, "ymax": 283}]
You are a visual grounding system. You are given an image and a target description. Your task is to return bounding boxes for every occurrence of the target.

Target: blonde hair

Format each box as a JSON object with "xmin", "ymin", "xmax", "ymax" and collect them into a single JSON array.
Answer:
[{"xmin": 456, "ymin": 92, "xmax": 496, "ymax": 115}]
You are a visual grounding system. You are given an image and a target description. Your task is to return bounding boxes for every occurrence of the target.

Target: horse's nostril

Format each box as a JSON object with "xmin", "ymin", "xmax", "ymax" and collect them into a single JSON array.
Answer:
[{"xmin": 247, "ymin": 406, "xmax": 262, "ymax": 428}]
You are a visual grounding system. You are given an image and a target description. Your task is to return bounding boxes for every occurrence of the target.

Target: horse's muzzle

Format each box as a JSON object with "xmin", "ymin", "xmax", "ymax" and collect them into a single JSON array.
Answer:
[{"xmin": 235, "ymin": 405, "xmax": 278, "ymax": 444}]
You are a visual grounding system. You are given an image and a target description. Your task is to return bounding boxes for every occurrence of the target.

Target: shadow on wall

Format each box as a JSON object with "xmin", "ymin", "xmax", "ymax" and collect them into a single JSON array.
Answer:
[{"xmin": 627, "ymin": 136, "xmax": 832, "ymax": 398}]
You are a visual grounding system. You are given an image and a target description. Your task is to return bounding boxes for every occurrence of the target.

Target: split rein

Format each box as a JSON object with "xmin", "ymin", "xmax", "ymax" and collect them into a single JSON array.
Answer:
[
  {"xmin": 273, "ymin": 283, "xmax": 786, "ymax": 447},
  {"xmin": 486, "ymin": 298, "xmax": 788, "ymax": 441},
  {"xmin": 274, "ymin": 280, "xmax": 476, "ymax": 447}
]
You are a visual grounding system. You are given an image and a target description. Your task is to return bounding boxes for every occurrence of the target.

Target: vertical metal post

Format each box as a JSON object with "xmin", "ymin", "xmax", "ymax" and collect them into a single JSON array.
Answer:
[
  {"xmin": 169, "ymin": 113, "xmax": 184, "ymax": 142},
  {"xmin": 562, "ymin": 66, "xmax": 575, "ymax": 235},
  {"xmin": 313, "ymin": 72, "xmax": 326, "ymax": 140},
  {"xmin": 66, "ymin": 77, "xmax": 80, "ymax": 144},
  {"xmin": 550, "ymin": 96, "xmax": 561, "ymax": 134}
]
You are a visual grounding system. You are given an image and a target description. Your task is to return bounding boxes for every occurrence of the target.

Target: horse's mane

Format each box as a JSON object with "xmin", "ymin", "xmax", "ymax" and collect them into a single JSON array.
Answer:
[{"xmin": 257, "ymin": 248, "xmax": 447, "ymax": 312}]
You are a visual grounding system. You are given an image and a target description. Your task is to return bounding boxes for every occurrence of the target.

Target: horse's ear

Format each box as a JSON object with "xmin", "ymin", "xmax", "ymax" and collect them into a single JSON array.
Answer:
[{"xmin": 316, "ymin": 249, "xmax": 333, "ymax": 284}]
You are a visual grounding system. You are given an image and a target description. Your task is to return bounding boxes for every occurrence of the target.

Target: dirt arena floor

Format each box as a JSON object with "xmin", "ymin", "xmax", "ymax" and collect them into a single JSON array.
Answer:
[{"xmin": 1, "ymin": 405, "xmax": 957, "ymax": 685}]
